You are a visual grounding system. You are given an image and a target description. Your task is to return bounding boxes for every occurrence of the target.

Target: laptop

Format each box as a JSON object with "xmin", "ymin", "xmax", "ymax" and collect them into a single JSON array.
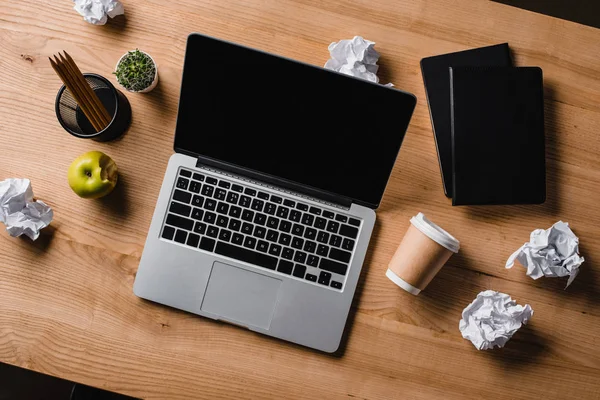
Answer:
[{"xmin": 134, "ymin": 33, "xmax": 416, "ymax": 353}]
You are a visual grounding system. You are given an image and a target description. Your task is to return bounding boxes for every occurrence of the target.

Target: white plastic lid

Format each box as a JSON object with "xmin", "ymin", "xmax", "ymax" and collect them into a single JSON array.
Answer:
[
  {"xmin": 386, "ymin": 268, "xmax": 421, "ymax": 295},
  {"xmin": 410, "ymin": 212, "xmax": 460, "ymax": 253}
]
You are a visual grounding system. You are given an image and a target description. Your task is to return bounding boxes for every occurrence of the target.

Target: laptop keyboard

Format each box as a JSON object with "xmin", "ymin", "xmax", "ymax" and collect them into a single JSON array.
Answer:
[{"xmin": 160, "ymin": 168, "xmax": 362, "ymax": 291}]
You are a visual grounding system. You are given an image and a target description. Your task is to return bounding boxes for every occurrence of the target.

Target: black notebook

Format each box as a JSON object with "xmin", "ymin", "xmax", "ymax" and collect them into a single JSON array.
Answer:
[
  {"xmin": 450, "ymin": 66, "xmax": 546, "ymax": 206},
  {"xmin": 420, "ymin": 44, "xmax": 512, "ymax": 197}
]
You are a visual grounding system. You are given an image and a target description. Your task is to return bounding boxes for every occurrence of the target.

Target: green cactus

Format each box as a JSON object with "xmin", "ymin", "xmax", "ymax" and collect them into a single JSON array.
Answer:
[{"xmin": 114, "ymin": 49, "xmax": 156, "ymax": 92}]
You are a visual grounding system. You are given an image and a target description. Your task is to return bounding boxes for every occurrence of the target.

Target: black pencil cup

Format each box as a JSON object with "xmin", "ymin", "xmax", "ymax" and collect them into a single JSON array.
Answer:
[{"xmin": 55, "ymin": 73, "xmax": 132, "ymax": 142}]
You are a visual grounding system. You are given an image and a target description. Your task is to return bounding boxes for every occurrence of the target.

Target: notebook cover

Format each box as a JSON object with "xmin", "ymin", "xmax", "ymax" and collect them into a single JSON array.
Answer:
[
  {"xmin": 420, "ymin": 44, "xmax": 512, "ymax": 198},
  {"xmin": 450, "ymin": 66, "xmax": 546, "ymax": 206}
]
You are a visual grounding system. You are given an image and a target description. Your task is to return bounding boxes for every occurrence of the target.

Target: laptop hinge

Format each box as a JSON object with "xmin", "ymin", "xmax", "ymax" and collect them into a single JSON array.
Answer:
[{"xmin": 194, "ymin": 156, "xmax": 353, "ymax": 209}]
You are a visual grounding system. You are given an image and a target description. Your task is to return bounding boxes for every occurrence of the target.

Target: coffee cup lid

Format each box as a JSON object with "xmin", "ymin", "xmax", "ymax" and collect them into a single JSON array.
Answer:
[{"xmin": 410, "ymin": 213, "xmax": 460, "ymax": 253}]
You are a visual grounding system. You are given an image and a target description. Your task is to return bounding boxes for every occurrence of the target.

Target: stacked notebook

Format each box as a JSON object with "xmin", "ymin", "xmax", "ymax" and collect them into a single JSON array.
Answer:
[{"xmin": 421, "ymin": 44, "xmax": 546, "ymax": 205}]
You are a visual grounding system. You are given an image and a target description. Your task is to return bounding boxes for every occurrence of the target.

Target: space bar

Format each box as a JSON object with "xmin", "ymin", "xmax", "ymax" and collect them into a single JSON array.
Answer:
[{"xmin": 215, "ymin": 242, "xmax": 278, "ymax": 270}]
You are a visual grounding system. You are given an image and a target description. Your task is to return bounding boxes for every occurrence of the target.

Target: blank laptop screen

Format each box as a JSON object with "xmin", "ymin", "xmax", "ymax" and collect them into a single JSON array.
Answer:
[{"xmin": 174, "ymin": 33, "xmax": 416, "ymax": 208}]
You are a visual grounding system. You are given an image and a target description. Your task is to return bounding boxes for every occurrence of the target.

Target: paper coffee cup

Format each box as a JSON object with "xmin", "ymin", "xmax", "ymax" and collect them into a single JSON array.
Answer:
[{"xmin": 386, "ymin": 213, "xmax": 459, "ymax": 295}]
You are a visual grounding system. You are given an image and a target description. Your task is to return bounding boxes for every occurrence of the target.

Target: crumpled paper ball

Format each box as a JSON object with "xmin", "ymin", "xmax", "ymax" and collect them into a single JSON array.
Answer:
[
  {"xmin": 459, "ymin": 290, "xmax": 533, "ymax": 350},
  {"xmin": 506, "ymin": 221, "xmax": 584, "ymax": 288},
  {"xmin": 324, "ymin": 36, "xmax": 392, "ymax": 86},
  {"xmin": 73, "ymin": 0, "xmax": 124, "ymax": 25}
]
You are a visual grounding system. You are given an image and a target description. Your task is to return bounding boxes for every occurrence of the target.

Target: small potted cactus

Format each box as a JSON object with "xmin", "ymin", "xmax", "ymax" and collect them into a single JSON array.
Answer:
[{"xmin": 114, "ymin": 49, "xmax": 158, "ymax": 93}]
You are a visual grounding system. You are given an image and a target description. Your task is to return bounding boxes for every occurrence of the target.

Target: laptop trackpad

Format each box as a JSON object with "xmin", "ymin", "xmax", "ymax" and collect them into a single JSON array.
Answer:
[{"xmin": 201, "ymin": 262, "xmax": 281, "ymax": 330}]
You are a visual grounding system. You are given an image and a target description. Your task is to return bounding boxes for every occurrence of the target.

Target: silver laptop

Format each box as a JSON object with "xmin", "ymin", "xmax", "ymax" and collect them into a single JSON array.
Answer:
[{"xmin": 134, "ymin": 33, "xmax": 416, "ymax": 352}]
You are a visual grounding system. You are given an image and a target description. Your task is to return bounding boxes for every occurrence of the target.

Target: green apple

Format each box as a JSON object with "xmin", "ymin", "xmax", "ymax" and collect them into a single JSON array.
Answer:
[{"xmin": 68, "ymin": 151, "xmax": 118, "ymax": 199}]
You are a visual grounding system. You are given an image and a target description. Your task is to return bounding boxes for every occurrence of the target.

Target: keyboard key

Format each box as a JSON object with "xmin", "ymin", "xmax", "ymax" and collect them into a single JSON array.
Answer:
[
  {"xmin": 174, "ymin": 230, "xmax": 187, "ymax": 243},
  {"xmin": 203, "ymin": 211, "xmax": 216, "ymax": 224},
  {"xmin": 296, "ymin": 203, "xmax": 308, "ymax": 211},
  {"xmin": 189, "ymin": 180, "xmax": 201, "ymax": 193},
  {"xmin": 244, "ymin": 188, "xmax": 257, "ymax": 196},
  {"xmin": 335, "ymin": 214, "xmax": 348, "ymax": 223},
  {"xmin": 244, "ymin": 236, "xmax": 257, "ymax": 249},
  {"xmin": 326, "ymin": 220, "xmax": 340, "ymax": 233},
  {"xmin": 162, "ymin": 225, "xmax": 175, "ymax": 240},
  {"xmin": 217, "ymin": 202, "xmax": 229, "ymax": 215},
  {"xmin": 242, "ymin": 209, "xmax": 254, "ymax": 222},
  {"xmin": 291, "ymin": 237, "xmax": 304, "ymax": 249},
  {"xmin": 329, "ymin": 248, "xmax": 352, "ymax": 263},
  {"xmin": 215, "ymin": 188, "xmax": 227, "ymax": 200},
  {"xmin": 232, "ymin": 233, "xmax": 244, "ymax": 245},
  {"xmin": 229, "ymin": 219, "xmax": 241, "ymax": 232},
  {"xmin": 317, "ymin": 231, "xmax": 329, "ymax": 243},
  {"xmin": 279, "ymin": 220, "xmax": 292, "ymax": 233},
  {"xmin": 293, "ymin": 264, "xmax": 306, "ymax": 278},
  {"xmin": 318, "ymin": 271, "xmax": 332, "ymax": 286},
  {"xmin": 279, "ymin": 233, "xmax": 291, "ymax": 246},
  {"xmin": 264, "ymin": 203, "xmax": 276, "ymax": 215},
  {"xmin": 320, "ymin": 258, "xmax": 348, "ymax": 276},
  {"xmin": 316, "ymin": 244, "xmax": 329, "ymax": 256},
  {"xmin": 232, "ymin": 184, "xmax": 244, "ymax": 193},
  {"xmin": 241, "ymin": 222, "xmax": 253, "ymax": 235},
  {"xmin": 216, "ymin": 215, "xmax": 229, "ymax": 228},
  {"xmin": 301, "ymin": 213, "xmax": 314, "ymax": 226},
  {"xmin": 170, "ymin": 201, "xmax": 191, "ymax": 217},
  {"xmin": 173, "ymin": 189, "xmax": 191, "ymax": 204},
  {"xmin": 277, "ymin": 260, "xmax": 293, "ymax": 274},
  {"xmin": 207, "ymin": 226, "xmax": 219, "ymax": 238},
  {"xmin": 226, "ymin": 192, "xmax": 239, "ymax": 204},
  {"xmin": 283, "ymin": 199, "xmax": 295, "ymax": 207},
  {"xmin": 304, "ymin": 240, "xmax": 316, "ymax": 253},
  {"xmin": 166, "ymin": 214, "xmax": 194, "ymax": 231},
  {"xmin": 269, "ymin": 243, "xmax": 282, "ymax": 256},
  {"xmin": 282, "ymin": 247, "xmax": 294, "ymax": 260},
  {"xmin": 289, "ymin": 210, "xmax": 302, "ymax": 222},
  {"xmin": 251, "ymin": 199, "xmax": 264, "ymax": 212},
  {"xmin": 215, "ymin": 242, "xmax": 277, "ymax": 270},
  {"xmin": 204, "ymin": 199, "xmax": 216, "ymax": 211},
  {"xmin": 323, "ymin": 210, "xmax": 334, "ymax": 219},
  {"xmin": 229, "ymin": 206, "xmax": 242, "ymax": 219},
  {"xmin": 309, "ymin": 207, "xmax": 321, "ymax": 215},
  {"xmin": 239, "ymin": 195, "xmax": 252, "ymax": 208},
  {"xmin": 254, "ymin": 226, "xmax": 266, "ymax": 239},
  {"xmin": 254, "ymin": 213, "xmax": 267, "ymax": 226},
  {"xmin": 180, "ymin": 169, "xmax": 192, "ymax": 177},
  {"xmin": 191, "ymin": 208, "xmax": 204, "ymax": 221},
  {"xmin": 270, "ymin": 195, "xmax": 282, "ymax": 204},
  {"xmin": 292, "ymin": 224, "xmax": 305, "ymax": 237},
  {"xmin": 305, "ymin": 273, "xmax": 317, "ymax": 282},
  {"xmin": 176, "ymin": 177, "xmax": 189, "ymax": 190},
  {"xmin": 199, "ymin": 237, "xmax": 215, "ymax": 252},
  {"xmin": 193, "ymin": 172, "xmax": 204, "ymax": 181},
  {"xmin": 331, "ymin": 281, "xmax": 343, "ymax": 289},
  {"xmin": 304, "ymin": 228, "xmax": 317, "ymax": 240},
  {"xmin": 219, "ymin": 229, "xmax": 232, "ymax": 242},
  {"xmin": 276, "ymin": 206, "xmax": 289, "ymax": 219},
  {"xmin": 201, "ymin": 185, "xmax": 214, "ymax": 197},
  {"xmin": 192, "ymin": 195, "xmax": 204, "ymax": 207},
  {"xmin": 187, "ymin": 233, "xmax": 200, "ymax": 247},
  {"xmin": 257, "ymin": 192, "xmax": 270, "ymax": 200},
  {"xmin": 314, "ymin": 217, "xmax": 327, "ymax": 230},
  {"xmin": 339, "ymin": 224, "xmax": 359, "ymax": 239},
  {"xmin": 329, "ymin": 234, "xmax": 342, "ymax": 247},
  {"xmin": 205, "ymin": 177, "xmax": 217, "ymax": 185},
  {"xmin": 349, "ymin": 217, "xmax": 361, "ymax": 227},
  {"xmin": 267, "ymin": 216, "xmax": 279, "ymax": 229},
  {"xmin": 266, "ymin": 229, "xmax": 279, "ymax": 242},
  {"xmin": 294, "ymin": 251, "xmax": 307, "ymax": 263},
  {"xmin": 257, "ymin": 240, "xmax": 269, "ymax": 253},
  {"xmin": 342, "ymin": 238, "xmax": 355, "ymax": 251},
  {"xmin": 194, "ymin": 221, "xmax": 206, "ymax": 235},
  {"xmin": 218, "ymin": 180, "xmax": 230, "ymax": 189},
  {"xmin": 307, "ymin": 254, "xmax": 319, "ymax": 267}
]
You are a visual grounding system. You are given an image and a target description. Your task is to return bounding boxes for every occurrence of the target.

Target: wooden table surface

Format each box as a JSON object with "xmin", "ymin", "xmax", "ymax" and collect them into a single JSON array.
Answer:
[{"xmin": 1, "ymin": 0, "xmax": 600, "ymax": 399}]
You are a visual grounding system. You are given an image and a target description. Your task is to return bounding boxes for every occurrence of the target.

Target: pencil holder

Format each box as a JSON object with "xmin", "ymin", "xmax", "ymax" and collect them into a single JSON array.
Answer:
[{"xmin": 55, "ymin": 73, "xmax": 132, "ymax": 142}]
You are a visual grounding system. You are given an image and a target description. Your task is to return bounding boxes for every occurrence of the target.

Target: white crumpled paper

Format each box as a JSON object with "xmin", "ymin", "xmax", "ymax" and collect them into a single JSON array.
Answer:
[
  {"xmin": 506, "ymin": 221, "xmax": 584, "ymax": 288},
  {"xmin": 0, "ymin": 179, "xmax": 53, "ymax": 241},
  {"xmin": 324, "ymin": 36, "xmax": 393, "ymax": 86},
  {"xmin": 459, "ymin": 290, "xmax": 533, "ymax": 350},
  {"xmin": 73, "ymin": 0, "xmax": 124, "ymax": 25}
]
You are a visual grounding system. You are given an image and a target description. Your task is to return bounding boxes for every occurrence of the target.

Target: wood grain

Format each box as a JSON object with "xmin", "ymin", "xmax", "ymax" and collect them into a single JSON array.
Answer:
[{"xmin": 1, "ymin": 0, "xmax": 600, "ymax": 399}]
